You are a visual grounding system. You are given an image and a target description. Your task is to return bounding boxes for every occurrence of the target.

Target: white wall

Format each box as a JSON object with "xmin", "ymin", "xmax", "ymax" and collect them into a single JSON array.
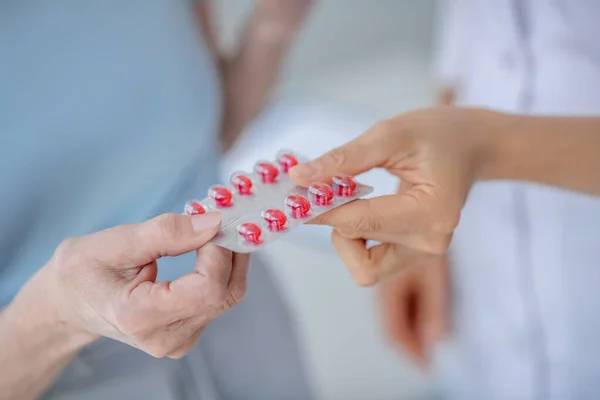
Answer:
[
  {"xmin": 215, "ymin": 0, "xmax": 436, "ymax": 117},
  {"xmin": 217, "ymin": 2, "xmax": 438, "ymax": 399}
]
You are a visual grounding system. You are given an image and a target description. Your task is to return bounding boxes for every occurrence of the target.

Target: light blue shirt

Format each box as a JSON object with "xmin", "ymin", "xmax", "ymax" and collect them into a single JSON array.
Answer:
[{"xmin": 0, "ymin": 0, "xmax": 222, "ymax": 306}]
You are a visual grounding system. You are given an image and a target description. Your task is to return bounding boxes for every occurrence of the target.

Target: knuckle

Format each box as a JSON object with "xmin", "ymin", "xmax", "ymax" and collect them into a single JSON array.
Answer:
[
  {"xmin": 113, "ymin": 310, "xmax": 142, "ymax": 337},
  {"xmin": 421, "ymin": 234, "xmax": 452, "ymax": 255},
  {"xmin": 51, "ymin": 237, "xmax": 84, "ymax": 277},
  {"xmin": 327, "ymin": 147, "xmax": 349, "ymax": 170},
  {"xmin": 352, "ymin": 271, "xmax": 378, "ymax": 287},
  {"xmin": 370, "ymin": 119, "xmax": 401, "ymax": 151},
  {"xmin": 112, "ymin": 305, "xmax": 156, "ymax": 339},
  {"xmin": 53, "ymin": 237, "xmax": 79, "ymax": 265},
  {"xmin": 226, "ymin": 297, "xmax": 237, "ymax": 309},
  {"xmin": 430, "ymin": 212, "xmax": 460, "ymax": 235},
  {"xmin": 227, "ymin": 279, "xmax": 248, "ymax": 308},
  {"xmin": 207, "ymin": 284, "xmax": 229, "ymax": 307},
  {"xmin": 436, "ymin": 234, "xmax": 453, "ymax": 253},
  {"xmin": 151, "ymin": 214, "xmax": 182, "ymax": 242},
  {"xmin": 371, "ymin": 119, "xmax": 395, "ymax": 139},
  {"xmin": 342, "ymin": 213, "xmax": 381, "ymax": 237},
  {"xmin": 144, "ymin": 345, "xmax": 170, "ymax": 359},
  {"xmin": 425, "ymin": 212, "xmax": 458, "ymax": 255},
  {"xmin": 448, "ymin": 211, "xmax": 461, "ymax": 230}
]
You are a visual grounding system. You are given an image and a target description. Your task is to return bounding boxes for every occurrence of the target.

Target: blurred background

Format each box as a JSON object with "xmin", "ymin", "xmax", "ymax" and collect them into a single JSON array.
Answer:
[
  {"xmin": 217, "ymin": 1, "xmax": 436, "ymax": 399},
  {"xmin": 0, "ymin": 1, "xmax": 439, "ymax": 399},
  {"xmin": 7, "ymin": 2, "xmax": 600, "ymax": 399}
]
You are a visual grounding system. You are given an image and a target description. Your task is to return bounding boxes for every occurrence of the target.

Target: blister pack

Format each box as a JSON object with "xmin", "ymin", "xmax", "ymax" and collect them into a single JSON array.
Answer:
[{"xmin": 184, "ymin": 150, "xmax": 374, "ymax": 253}]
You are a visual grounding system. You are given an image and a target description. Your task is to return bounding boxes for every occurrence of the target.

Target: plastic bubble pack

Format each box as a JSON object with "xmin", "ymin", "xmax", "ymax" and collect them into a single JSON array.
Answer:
[{"xmin": 184, "ymin": 151, "xmax": 373, "ymax": 252}]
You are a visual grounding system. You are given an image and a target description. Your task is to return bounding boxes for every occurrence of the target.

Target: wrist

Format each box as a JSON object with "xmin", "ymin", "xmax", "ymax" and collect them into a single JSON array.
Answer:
[
  {"xmin": 470, "ymin": 109, "xmax": 520, "ymax": 181},
  {"xmin": 8, "ymin": 267, "xmax": 99, "ymax": 353}
]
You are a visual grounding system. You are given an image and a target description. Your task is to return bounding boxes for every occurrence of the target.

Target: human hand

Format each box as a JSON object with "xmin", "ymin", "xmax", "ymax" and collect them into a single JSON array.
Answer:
[
  {"xmin": 17, "ymin": 212, "xmax": 249, "ymax": 359},
  {"xmin": 380, "ymin": 255, "xmax": 450, "ymax": 369},
  {"xmin": 290, "ymin": 107, "xmax": 503, "ymax": 285}
]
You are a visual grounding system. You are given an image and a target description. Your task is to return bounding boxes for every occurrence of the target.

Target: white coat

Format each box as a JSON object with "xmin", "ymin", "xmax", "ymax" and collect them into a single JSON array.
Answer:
[{"xmin": 433, "ymin": 1, "xmax": 600, "ymax": 399}]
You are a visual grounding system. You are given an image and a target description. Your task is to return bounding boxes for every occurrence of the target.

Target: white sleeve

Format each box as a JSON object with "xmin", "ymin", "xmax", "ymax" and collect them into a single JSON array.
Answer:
[{"xmin": 432, "ymin": 0, "xmax": 467, "ymax": 87}]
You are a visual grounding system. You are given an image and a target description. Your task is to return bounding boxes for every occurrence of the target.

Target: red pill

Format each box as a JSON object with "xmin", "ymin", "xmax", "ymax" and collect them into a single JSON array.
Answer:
[
  {"xmin": 230, "ymin": 173, "xmax": 253, "ymax": 195},
  {"xmin": 285, "ymin": 194, "xmax": 311, "ymax": 219},
  {"xmin": 237, "ymin": 223, "xmax": 263, "ymax": 244},
  {"xmin": 261, "ymin": 209, "xmax": 287, "ymax": 231},
  {"xmin": 184, "ymin": 201, "xmax": 206, "ymax": 215},
  {"xmin": 276, "ymin": 151, "xmax": 298, "ymax": 173},
  {"xmin": 255, "ymin": 161, "xmax": 279, "ymax": 184},
  {"xmin": 308, "ymin": 182, "xmax": 334, "ymax": 206},
  {"xmin": 332, "ymin": 175, "xmax": 357, "ymax": 197},
  {"xmin": 208, "ymin": 185, "xmax": 233, "ymax": 208}
]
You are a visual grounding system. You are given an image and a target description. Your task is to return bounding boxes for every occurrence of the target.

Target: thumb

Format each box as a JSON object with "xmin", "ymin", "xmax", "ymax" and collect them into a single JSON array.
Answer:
[
  {"xmin": 83, "ymin": 212, "xmax": 222, "ymax": 268},
  {"xmin": 289, "ymin": 120, "xmax": 396, "ymax": 186},
  {"xmin": 132, "ymin": 212, "xmax": 222, "ymax": 263}
]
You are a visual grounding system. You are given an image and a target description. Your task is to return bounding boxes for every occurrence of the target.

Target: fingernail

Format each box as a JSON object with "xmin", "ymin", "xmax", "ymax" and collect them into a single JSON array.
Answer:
[
  {"xmin": 290, "ymin": 162, "xmax": 319, "ymax": 178},
  {"xmin": 191, "ymin": 212, "xmax": 221, "ymax": 233}
]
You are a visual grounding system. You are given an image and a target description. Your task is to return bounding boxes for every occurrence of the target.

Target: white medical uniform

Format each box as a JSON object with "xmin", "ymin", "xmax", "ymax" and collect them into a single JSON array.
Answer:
[{"xmin": 433, "ymin": 1, "xmax": 600, "ymax": 400}]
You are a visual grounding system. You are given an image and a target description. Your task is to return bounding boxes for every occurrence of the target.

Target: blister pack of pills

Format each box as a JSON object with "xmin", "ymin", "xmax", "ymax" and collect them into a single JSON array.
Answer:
[{"xmin": 184, "ymin": 150, "xmax": 374, "ymax": 253}]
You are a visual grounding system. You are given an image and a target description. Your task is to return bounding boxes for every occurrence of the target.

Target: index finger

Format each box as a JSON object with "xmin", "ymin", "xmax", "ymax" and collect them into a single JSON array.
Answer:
[
  {"xmin": 134, "ymin": 245, "xmax": 235, "ymax": 319},
  {"xmin": 331, "ymin": 231, "xmax": 423, "ymax": 286},
  {"xmin": 289, "ymin": 120, "xmax": 401, "ymax": 186},
  {"xmin": 308, "ymin": 194, "xmax": 422, "ymax": 244}
]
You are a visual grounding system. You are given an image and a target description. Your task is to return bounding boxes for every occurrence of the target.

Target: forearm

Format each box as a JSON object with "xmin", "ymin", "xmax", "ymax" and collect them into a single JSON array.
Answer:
[
  {"xmin": 482, "ymin": 113, "xmax": 600, "ymax": 196},
  {"xmin": 0, "ymin": 270, "xmax": 94, "ymax": 400},
  {"xmin": 196, "ymin": 1, "xmax": 308, "ymax": 151},
  {"xmin": 220, "ymin": 14, "xmax": 297, "ymax": 150}
]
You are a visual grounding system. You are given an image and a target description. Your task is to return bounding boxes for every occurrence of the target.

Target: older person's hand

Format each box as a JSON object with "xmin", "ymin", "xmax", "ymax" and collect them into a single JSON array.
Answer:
[
  {"xmin": 13, "ymin": 212, "xmax": 249, "ymax": 359},
  {"xmin": 289, "ymin": 107, "xmax": 501, "ymax": 285}
]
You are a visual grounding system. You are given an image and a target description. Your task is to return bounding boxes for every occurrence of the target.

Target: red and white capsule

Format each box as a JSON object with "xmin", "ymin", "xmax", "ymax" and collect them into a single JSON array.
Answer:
[
  {"xmin": 208, "ymin": 185, "xmax": 233, "ymax": 208},
  {"xmin": 332, "ymin": 175, "xmax": 357, "ymax": 197},
  {"xmin": 184, "ymin": 200, "xmax": 206, "ymax": 215},
  {"xmin": 308, "ymin": 182, "xmax": 334, "ymax": 206},
  {"xmin": 276, "ymin": 151, "xmax": 298, "ymax": 173},
  {"xmin": 285, "ymin": 194, "xmax": 311, "ymax": 219},
  {"xmin": 261, "ymin": 208, "xmax": 287, "ymax": 231},
  {"xmin": 237, "ymin": 222, "xmax": 263, "ymax": 244},
  {"xmin": 230, "ymin": 172, "xmax": 253, "ymax": 196},
  {"xmin": 254, "ymin": 161, "xmax": 279, "ymax": 184}
]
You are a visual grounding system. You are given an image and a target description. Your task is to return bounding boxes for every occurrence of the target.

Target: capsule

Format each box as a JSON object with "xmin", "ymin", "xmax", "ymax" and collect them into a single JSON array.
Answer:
[
  {"xmin": 237, "ymin": 223, "xmax": 263, "ymax": 244},
  {"xmin": 285, "ymin": 194, "xmax": 311, "ymax": 219},
  {"xmin": 308, "ymin": 182, "xmax": 334, "ymax": 206},
  {"xmin": 208, "ymin": 185, "xmax": 233, "ymax": 208},
  {"xmin": 230, "ymin": 173, "xmax": 253, "ymax": 196},
  {"xmin": 184, "ymin": 201, "xmax": 206, "ymax": 215},
  {"xmin": 276, "ymin": 151, "xmax": 298, "ymax": 173},
  {"xmin": 332, "ymin": 175, "xmax": 357, "ymax": 197},
  {"xmin": 261, "ymin": 208, "xmax": 287, "ymax": 231},
  {"xmin": 255, "ymin": 161, "xmax": 279, "ymax": 184}
]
